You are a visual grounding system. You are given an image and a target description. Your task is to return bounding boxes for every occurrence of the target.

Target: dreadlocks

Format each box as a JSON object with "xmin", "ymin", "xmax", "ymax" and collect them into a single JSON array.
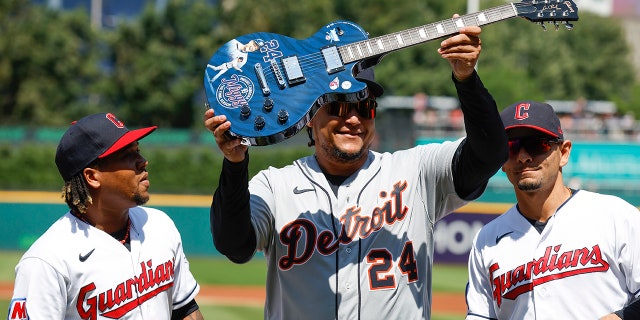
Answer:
[{"xmin": 61, "ymin": 172, "xmax": 93, "ymax": 215}]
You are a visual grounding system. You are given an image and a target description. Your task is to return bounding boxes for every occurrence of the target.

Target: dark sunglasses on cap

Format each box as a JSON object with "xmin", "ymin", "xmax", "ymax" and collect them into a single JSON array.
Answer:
[
  {"xmin": 326, "ymin": 99, "xmax": 377, "ymax": 119},
  {"xmin": 508, "ymin": 137, "xmax": 562, "ymax": 157}
]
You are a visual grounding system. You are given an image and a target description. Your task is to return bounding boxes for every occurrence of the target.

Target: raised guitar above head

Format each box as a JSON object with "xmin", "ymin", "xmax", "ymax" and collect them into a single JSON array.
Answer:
[{"xmin": 203, "ymin": 0, "xmax": 578, "ymax": 146}]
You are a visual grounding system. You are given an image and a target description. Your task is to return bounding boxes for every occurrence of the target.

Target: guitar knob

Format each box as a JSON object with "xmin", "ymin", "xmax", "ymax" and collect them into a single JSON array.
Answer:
[
  {"xmin": 277, "ymin": 109, "xmax": 289, "ymax": 124},
  {"xmin": 263, "ymin": 98, "xmax": 274, "ymax": 112},
  {"xmin": 240, "ymin": 105, "xmax": 251, "ymax": 118},
  {"xmin": 254, "ymin": 116, "xmax": 265, "ymax": 130}
]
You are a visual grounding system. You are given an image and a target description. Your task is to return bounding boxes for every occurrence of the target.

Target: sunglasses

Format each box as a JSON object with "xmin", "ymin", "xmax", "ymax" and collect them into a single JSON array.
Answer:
[
  {"xmin": 508, "ymin": 137, "xmax": 562, "ymax": 157},
  {"xmin": 326, "ymin": 99, "xmax": 377, "ymax": 119}
]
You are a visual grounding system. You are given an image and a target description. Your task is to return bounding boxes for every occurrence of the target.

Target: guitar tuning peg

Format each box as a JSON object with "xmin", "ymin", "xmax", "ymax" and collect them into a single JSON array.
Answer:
[
  {"xmin": 565, "ymin": 22, "xmax": 574, "ymax": 31},
  {"xmin": 538, "ymin": 22, "xmax": 547, "ymax": 31}
]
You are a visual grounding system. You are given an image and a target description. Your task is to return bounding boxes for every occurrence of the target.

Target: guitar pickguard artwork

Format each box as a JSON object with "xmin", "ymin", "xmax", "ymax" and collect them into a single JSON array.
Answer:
[
  {"xmin": 214, "ymin": 74, "xmax": 255, "ymax": 109},
  {"xmin": 325, "ymin": 28, "xmax": 342, "ymax": 42}
]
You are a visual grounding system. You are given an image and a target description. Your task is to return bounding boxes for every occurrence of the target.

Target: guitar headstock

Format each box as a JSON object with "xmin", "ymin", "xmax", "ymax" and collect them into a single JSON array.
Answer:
[{"xmin": 515, "ymin": 0, "xmax": 579, "ymax": 30}]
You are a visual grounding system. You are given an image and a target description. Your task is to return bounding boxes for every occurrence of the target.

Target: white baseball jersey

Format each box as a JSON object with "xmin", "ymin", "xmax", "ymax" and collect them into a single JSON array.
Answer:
[
  {"xmin": 466, "ymin": 190, "xmax": 640, "ymax": 320},
  {"xmin": 8, "ymin": 206, "xmax": 200, "ymax": 320},
  {"xmin": 248, "ymin": 139, "xmax": 467, "ymax": 319}
]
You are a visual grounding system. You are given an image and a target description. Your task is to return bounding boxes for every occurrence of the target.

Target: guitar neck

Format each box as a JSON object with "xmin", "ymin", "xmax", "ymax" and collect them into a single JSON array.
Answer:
[{"xmin": 339, "ymin": 3, "xmax": 517, "ymax": 64}]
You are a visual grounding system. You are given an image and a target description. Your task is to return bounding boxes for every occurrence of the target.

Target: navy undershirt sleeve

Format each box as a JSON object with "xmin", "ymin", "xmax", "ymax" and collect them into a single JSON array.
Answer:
[
  {"xmin": 171, "ymin": 299, "xmax": 199, "ymax": 320},
  {"xmin": 450, "ymin": 71, "xmax": 509, "ymax": 200},
  {"xmin": 210, "ymin": 154, "xmax": 256, "ymax": 263},
  {"xmin": 617, "ymin": 295, "xmax": 640, "ymax": 319}
]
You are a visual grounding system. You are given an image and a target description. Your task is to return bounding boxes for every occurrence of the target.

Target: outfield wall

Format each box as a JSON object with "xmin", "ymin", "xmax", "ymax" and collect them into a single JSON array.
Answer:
[
  {"xmin": 0, "ymin": 192, "xmax": 215, "ymax": 256},
  {"xmin": 1, "ymin": 188, "xmax": 637, "ymax": 265},
  {"xmin": 0, "ymin": 191, "xmax": 509, "ymax": 264}
]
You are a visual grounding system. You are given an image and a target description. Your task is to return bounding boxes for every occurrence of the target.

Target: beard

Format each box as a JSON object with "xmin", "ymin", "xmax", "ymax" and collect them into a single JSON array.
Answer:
[
  {"xmin": 333, "ymin": 148, "xmax": 364, "ymax": 162},
  {"xmin": 322, "ymin": 142, "xmax": 366, "ymax": 163},
  {"xmin": 133, "ymin": 193, "xmax": 149, "ymax": 206},
  {"xmin": 517, "ymin": 180, "xmax": 542, "ymax": 191}
]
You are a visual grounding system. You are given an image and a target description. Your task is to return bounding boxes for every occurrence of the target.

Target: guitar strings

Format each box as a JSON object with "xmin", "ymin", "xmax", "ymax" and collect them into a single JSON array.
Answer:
[{"xmin": 235, "ymin": 3, "xmax": 537, "ymax": 86}]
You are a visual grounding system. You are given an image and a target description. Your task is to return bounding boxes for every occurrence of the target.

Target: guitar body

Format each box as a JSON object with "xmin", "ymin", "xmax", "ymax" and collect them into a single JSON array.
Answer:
[
  {"xmin": 204, "ymin": 21, "xmax": 374, "ymax": 146},
  {"xmin": 204, "ymin": 0, "xmax": 579, "ymax": 146}
]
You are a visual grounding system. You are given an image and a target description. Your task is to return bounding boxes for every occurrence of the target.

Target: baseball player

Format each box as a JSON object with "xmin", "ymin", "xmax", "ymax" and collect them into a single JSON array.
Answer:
[
  {"xmin": 207, "ymin": 39, "xmax": 261, "ymax": 82},
  {"xmin": 205, "ymin": 25, "xmax": 508, "ymax": 319},
  {"xmin": 8, "ymin": 113, "xmax": 203, "ymax": 320},
  {"xmin": 465, "ymin": 101, "xmax": 640, "ymax": 320}
]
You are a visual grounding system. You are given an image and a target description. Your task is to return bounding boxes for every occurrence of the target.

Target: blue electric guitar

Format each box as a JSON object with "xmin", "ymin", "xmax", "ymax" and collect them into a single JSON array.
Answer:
[{"xmin": 204, "ymin": 0, "xmax": 578, "ymax": 146}]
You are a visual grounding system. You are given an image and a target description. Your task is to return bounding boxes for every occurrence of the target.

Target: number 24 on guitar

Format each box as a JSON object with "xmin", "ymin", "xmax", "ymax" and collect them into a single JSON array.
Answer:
[{"xmin": 204, "ymin": 0, "xmax": 578, "ymax": 146}]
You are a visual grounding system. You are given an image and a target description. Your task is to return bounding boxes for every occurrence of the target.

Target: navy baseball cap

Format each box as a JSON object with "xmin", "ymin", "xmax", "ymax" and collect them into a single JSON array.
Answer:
[
  {"xmin": 55, "ymin": 113, "xmax": 157, "ymax": 181},
  {"xmin": 500, "ymin": 101, "xmax": 563, "ymax": 139},
  {"xmin": 355, "ymin": 67, "xmax": 384, "ymax": 97}
]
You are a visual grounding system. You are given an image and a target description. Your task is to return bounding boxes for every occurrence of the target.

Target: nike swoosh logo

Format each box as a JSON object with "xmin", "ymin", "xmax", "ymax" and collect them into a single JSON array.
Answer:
[
  {"xmin": 79, "ymin": 248, "xmax": 95, "ymax": 262},
  {"xmin": 495, "ymin": 231, "xmax": 514, "ymax": 244},
  {"xmin": 293, "ymin": 186, "xmax": 314, "ymax": 194}
]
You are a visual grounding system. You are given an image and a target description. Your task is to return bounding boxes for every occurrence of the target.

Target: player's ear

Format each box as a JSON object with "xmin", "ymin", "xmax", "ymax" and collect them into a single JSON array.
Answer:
[
  {"xmin": 559, "ymin": 140, "xmax": 572, "ymax": 168},
  {"xmin": 82, "ymin": 167, "xmax": 101, "ymax": 189}
]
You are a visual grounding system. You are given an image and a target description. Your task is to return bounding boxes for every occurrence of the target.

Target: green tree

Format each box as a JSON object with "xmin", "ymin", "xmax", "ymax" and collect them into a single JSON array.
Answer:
[
  {"xmin": 0, "ymin": 0, "xmax": 101, "ymax": 125},
  {"xmin": 477, "ymin": 0, "xmax": 635, "ymax": 109},
  {"xmin": 101, "ymin": 0, "xmax": 218, "ymax": 128},
  {"xmin": 0, "ymin": 0, "xmax": 638, "ymax": 127}
]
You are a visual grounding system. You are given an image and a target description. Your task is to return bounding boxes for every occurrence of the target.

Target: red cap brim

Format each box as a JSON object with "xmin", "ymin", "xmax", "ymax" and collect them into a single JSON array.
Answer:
[{"xmin": 98, "ymin": 126, "xmax": 157, "ymax": 159}]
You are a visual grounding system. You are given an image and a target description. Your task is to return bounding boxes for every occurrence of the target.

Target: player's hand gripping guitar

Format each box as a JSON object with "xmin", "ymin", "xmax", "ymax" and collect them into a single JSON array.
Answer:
[{"xmin": 203, "ymin": 0, "xmax": 578, "ymax": 146}]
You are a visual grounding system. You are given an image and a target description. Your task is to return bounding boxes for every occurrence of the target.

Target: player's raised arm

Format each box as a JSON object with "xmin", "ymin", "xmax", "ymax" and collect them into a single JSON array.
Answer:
[
  {"xmin": 437, "ymin": 18, "xmax": 508, "ymax": 200},
  {"xmin": 204, "ymin": 108, "xmax": 256, "ymax": 263}
]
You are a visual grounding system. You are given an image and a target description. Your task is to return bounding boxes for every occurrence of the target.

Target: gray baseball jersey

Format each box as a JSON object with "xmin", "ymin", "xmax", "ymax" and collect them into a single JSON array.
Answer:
[
  {"xmin": 248, "ymin": 139, "xmax": 466, "ymax": 319},
  {"xmin": 466, "ymin": 190, "xmax": 640, "ymax": 319},
  {"xmin": 9, "ymin": 207, "xmax": 199, "ymax": 320}
]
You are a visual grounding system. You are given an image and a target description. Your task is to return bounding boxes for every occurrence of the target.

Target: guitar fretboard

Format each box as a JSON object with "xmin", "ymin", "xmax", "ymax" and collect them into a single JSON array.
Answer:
[{"xmin": 339, "ymin": 4, "xmax": 517, "ymax": 63}]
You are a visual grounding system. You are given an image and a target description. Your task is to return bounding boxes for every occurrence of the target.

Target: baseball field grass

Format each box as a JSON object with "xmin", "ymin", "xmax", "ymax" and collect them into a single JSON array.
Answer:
[{"xmin": 1, "ymin": 250, "xmax": 467, "ymax": 319}]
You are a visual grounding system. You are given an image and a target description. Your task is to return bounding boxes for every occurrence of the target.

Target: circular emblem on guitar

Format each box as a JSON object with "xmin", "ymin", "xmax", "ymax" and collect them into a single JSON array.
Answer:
[{"xmin": 215, "ymin": 74, "xmax": 256, "ymax": 109}]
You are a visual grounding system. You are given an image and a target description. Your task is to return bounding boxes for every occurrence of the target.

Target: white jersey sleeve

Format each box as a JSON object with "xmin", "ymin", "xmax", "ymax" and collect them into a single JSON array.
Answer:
[
  {"xmin": 10, "ymin": 256, "xmax": 69, "ymax": 319},
  {"xmin": 466, "ymin": 190, "xmax": 640, "ymax": 320}
]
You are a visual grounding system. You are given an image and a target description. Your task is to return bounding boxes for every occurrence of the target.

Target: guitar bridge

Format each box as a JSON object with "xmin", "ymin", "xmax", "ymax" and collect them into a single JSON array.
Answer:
[
  {"xmin": 270, "ymin": 59, "xmax": 286, "ymax": 89},
  {"xmin": 282, "ymin": 56, "xmax": 305, "ymax": 85},
  {"xmin": 254, "ymin": 63, "xmax": 271, "ymax": 96}
]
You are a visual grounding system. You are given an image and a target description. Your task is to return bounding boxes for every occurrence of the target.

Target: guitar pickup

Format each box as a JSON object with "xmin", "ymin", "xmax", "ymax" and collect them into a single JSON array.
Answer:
[
  {"xmin": 321, "ymin": 45, "xmax": 344, "ymax": 74},
  {"xmin": 270, "ymin": 59, "xmax": 286, "ymax": 89},
  {"xmin": 282, "ymin": 56, "xmax": 305, "ymax": 85},
  {"xmin": 254, "ymin": 63, "xmax": 271, "ymax": 96}
]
